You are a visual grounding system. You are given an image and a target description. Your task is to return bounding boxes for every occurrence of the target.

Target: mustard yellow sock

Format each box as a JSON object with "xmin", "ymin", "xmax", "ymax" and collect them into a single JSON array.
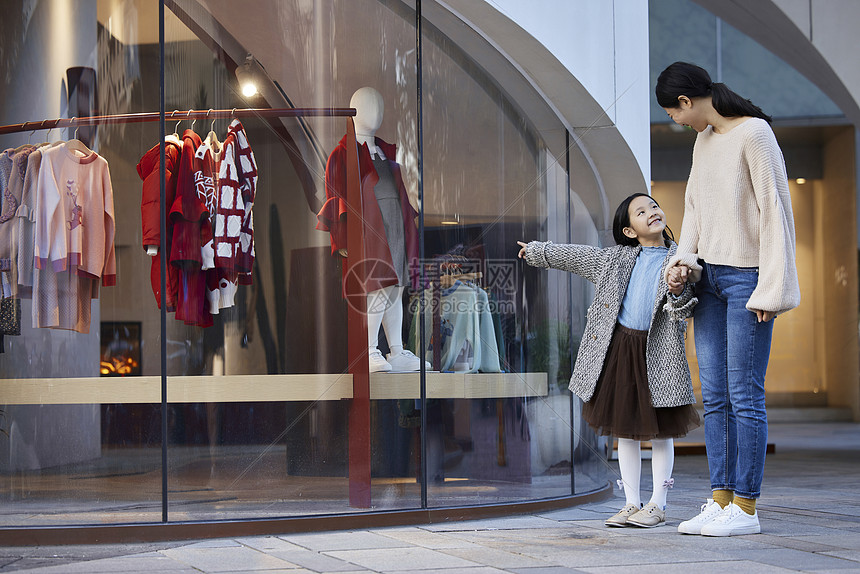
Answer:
[
  {"xmin": 733, "ymin": 496, "xmax": 757, "ymax": 516},
  {"xmin": 712, "ymin": 489, "xmax": 734, "ymax": 508}
]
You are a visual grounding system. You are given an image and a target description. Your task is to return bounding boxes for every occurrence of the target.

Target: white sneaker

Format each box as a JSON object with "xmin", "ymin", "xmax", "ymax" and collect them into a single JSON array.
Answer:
[
  {"xmin": 386, "ymin": 349, "xmax": 430, "ymax": 372},
  {"xmin": 369, "ymin": 349, "xmax": 392, "ymax": 373},
  {"xmin": 678, "ymin": 498, "xmax": 724, "ymax": 535},
  {"xmin": 700, "ymin": 502, "xmax": 760, "ymax": 536}
]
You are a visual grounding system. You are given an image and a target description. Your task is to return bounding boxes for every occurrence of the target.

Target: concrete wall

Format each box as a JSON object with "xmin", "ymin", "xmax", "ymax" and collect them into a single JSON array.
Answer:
[
  {"xmin": 813, "ymin": 128, "xmax": 859, "ymax": 419},
  {"xmin": 476, "ymin": 0, "xmax": 651, "ymax": 192},
  {"xmin": 483, "ymin": 0, "xmax": 651, "ymax": 185}
]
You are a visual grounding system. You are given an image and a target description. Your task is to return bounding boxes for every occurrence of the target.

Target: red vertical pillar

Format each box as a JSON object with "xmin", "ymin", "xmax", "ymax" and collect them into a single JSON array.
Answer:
[{"xmin": 344, "ymin": 117, "xmax": 371, "ymax": 508}]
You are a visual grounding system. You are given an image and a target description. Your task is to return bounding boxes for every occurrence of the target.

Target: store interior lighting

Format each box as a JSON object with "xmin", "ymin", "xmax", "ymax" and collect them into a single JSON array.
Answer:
[{"xmin": 236, "ymin": 54, "xmax": 260, "ymax": 98}]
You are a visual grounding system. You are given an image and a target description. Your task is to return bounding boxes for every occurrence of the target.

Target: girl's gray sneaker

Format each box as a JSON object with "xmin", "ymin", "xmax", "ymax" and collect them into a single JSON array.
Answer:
[
  {"xmin": 627, "ymin": 502, "xmax": 666, "ymax": 527},
  {"xmin": 605, "ymin": 503, "xmax": 641, "ymax": 527}
]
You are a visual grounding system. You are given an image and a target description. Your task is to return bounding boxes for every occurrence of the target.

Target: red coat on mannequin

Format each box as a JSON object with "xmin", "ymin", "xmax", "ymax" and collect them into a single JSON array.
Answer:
[{"xmin": 316, "ymin": 134, "xmax": 419, "ymax": 295}]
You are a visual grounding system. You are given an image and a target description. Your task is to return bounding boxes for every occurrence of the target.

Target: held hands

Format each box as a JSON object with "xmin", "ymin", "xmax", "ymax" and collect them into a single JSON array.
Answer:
[{"xmin": 666, "ymin": 264, "xmax": 688, "ymax": 296}]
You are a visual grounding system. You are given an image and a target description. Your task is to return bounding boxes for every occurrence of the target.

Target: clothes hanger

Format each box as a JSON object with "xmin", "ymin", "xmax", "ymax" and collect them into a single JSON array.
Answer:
[
  {"xmin": 44, "ymin": 125, "xmax": 56, "ymax": 147},
  {"xmin": 64, "ymin": 118, "xmax": 93, "ymax": 155},
  {"xmin": 189, "ymin": 109, "xmax": 197, "ymax": 133},
  {"xmin": 172, "ymin": 110, "xmax": 181, "ymax": 136},
  {"xmin": 204, "ymin": 109, "xmax": 222, "ymax": 152},
  {"xmin": 164, "ymin": 111, "xmax": 182, "ymax": 145}
]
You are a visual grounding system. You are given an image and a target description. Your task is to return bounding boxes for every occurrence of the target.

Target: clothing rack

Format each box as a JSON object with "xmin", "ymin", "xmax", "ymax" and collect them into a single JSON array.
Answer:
[
  {"xmin": 424, "ymin": 257, "xmax": 485, "ymax": 371},
  {"xmin": 0, "ymin": 107, "xmax": 355, "ymax": 136},
  {"xmin": 0, "ymin": 104, "xmax": 375, "ymax": 508}
]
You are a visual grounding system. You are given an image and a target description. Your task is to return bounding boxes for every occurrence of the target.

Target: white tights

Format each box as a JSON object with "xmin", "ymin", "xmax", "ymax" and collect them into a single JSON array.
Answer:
[
  {"xmin": 616, "ymin": 437, "xmax": 674, "ymax": 509},
  {"xmin": 367, "ymin": 285, "xmax": 405, "ymax": 353}
]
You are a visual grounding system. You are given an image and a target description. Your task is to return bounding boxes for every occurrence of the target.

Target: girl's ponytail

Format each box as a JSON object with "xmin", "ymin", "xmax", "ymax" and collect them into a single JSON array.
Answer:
[{"xmin": 656, "ymin": 62, "xmax": 772, "ymax": 123}]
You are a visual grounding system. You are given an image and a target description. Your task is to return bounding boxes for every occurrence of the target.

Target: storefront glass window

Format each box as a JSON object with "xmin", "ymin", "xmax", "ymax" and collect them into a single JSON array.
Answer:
[
  {"xmin": 0, "ymin": 0, "xmax": 161, "ymax": 525},
  {"xmin": 0, "ymin": 0, "xmax": 609, "ymax": 528}
]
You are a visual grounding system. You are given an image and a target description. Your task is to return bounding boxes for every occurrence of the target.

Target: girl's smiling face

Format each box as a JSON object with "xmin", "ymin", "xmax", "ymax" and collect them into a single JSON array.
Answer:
[{"xmin": 623, "ymin": 195, "xmax": 667, "ymax": 247}]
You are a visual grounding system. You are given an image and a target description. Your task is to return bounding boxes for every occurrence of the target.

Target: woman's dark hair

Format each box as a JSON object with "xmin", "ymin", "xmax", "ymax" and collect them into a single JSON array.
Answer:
[
  {"xmin": 612, "ymin": 192, "xmax": 674, "ymax": 247},
  {"xmin": 655, "ymin": 61, "xmax": 772, "ymax": 123}
]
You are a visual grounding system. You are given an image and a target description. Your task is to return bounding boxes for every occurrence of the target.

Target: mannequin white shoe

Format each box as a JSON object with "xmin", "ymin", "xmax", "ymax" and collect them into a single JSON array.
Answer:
[
  {"xmin": 368, "ymin": 349, "xmax": 392, "ymax": 372},
  {"xmin": 387, "ymin": 349, "xmax": 430, "ymax": 371}
]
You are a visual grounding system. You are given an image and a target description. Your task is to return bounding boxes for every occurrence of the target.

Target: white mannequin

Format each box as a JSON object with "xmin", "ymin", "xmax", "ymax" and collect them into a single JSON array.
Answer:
[
  {"xmin": 337, "ymin": 87, "xmax": 384, "ymax": 259},
  {"xmin": 343, "ymin": 86, "xmax": 426, "ymax": 373},
  {"xmin": 351, "ymin": 86, "xmax": 386, "ymax": 160}
]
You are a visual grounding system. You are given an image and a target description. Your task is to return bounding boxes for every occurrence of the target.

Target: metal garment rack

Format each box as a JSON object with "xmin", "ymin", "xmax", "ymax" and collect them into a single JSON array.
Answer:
[
  {"xmin": 0, "ymin": 107, "xmax": 355, "ymax": 135},
  {"xmin": 0, "ymin": 105, "xmax": 376, "ymax": 509}
]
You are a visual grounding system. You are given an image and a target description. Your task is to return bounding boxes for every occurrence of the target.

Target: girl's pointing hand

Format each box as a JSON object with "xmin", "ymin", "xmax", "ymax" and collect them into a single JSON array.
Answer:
[{"xmin": 517, "ymin": 241, "xmax": 528, "ymax": 259}]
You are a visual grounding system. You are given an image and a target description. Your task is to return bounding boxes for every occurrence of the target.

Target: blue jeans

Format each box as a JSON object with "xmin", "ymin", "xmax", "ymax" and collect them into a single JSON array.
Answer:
[{"xmin": 694, "ymin": 262, "xmax": 773, "ymax": 499}]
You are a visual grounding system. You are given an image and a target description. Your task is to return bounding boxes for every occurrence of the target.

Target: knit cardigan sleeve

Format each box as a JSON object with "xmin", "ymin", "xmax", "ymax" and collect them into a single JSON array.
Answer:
[
  {"xmin": 744, "ymin": 126, "xmax": 800, "ymax": 315},
  {"xmin": 523, "ymin": 241, "xmax": 607, "ymax": 284}
]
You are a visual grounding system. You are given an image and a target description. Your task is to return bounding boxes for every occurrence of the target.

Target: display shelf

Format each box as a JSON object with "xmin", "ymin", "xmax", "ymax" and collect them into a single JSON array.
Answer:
[{"xmin": 0, "ymin": 372, "xmax": 547, "ymax": 405}]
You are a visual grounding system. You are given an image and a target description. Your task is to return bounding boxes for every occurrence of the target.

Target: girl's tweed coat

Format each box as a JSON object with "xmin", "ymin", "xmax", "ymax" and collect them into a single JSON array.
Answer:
[{"xmin": 524, "ymin": 241, "xmax": 697, "ymax": 408}]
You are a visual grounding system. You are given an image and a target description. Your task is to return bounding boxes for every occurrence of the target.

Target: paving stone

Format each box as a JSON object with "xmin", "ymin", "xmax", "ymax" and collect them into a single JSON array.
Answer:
[
  {"xmin": 792, "ymin": 532, "xmax": 860, "ymax": 550},
  {"xmin": 179, "ymin": 539, "xmax": 244, "ymax": 548},
  {"xmin": 821, "ymin": 550, "xmax": 860, "ymax": 563},
  {"xmin": 324, "ymin": 547, "xmax": 480, "ymax": 571},
  {"xmin": 159, "ymin": 546, "xmax": 298, "ymax": 572},
  {"xmin": 752, "ymin": 533, "xmax": 845, "ymax": 553},
  {"xmin": 5, "ymin": 555, "xmax": 199, "ymax": 573},
  {"xmin": 375, "ymin": 527, "xmax": 483, "ymax": 549},
  {"xmin": 538, "ymin": 507, "xmax": 613, "ymax": 521},
  {"xmin": 422, "ymin": 516, "xmax": 562, "ymax": 531},
  {"xmin": 727, "ymin": 547, "xmax": 860, "ymax": 570},
  {"xmin": 279, "ymin": 530, "xmax": 412, "ymax": 552},
  {"xmin": 574, "ymin": 560, "xmax": 800, "ymax": 573},
  {"xmin": 264, "ymin": 550, "xmax": 364, "ymax": 572},
  {"xmin": 439, "ymin": 546, "xmax": 552, "ymax": 569},
  {"xmin": 508, "ymin": 568, "xmax": 585, "ymax": 574},
  {"xmin": 237, "ymin": 536, "xmax": 306, "ymax": 552}
]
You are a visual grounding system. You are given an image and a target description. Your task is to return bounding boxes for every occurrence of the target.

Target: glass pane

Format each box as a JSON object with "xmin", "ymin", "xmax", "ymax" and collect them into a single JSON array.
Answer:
[
  {"xmin": 416, "ymin": 1, "xmax": 607, "ymax": 506},
  {"xmin": 162, "ymin": 0, "xmax": 420, "ymax": 520},
  {"xmin": 0, "ymin": 1, "xmax": 160, "ymax": 525}
]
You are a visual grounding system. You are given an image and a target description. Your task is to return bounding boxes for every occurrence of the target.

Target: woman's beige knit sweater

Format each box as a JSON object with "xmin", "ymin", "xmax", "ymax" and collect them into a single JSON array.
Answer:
[{"xmin": 671, "ymin": 117, "xmax": 800, "ymax": 315}]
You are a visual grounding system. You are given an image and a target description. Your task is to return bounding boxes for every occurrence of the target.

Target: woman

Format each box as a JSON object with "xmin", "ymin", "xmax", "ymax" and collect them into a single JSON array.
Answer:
[{"xmin": 656, "ymin": 62, "xmax": 800, "ymax": 536}]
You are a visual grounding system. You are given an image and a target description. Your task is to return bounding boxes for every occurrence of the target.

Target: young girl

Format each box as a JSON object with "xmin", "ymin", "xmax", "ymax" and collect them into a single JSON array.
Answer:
[
  {"xmin": 517, "ymin": 193, "xmax": 700, "ymax": 528},
  {"xmin": 657, "ymin": 61, "xmax": 799, "ymax": 536}
]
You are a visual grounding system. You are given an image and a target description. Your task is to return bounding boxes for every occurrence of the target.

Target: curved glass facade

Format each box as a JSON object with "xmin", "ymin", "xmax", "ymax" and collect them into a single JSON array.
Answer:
[{"xmin": 0, "ymin": 0, "xmax": 610, "ymax": 529}]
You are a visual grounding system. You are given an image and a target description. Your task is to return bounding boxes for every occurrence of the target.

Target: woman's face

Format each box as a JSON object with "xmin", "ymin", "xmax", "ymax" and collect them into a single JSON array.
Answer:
[{"xmin": 663, "ymin": 96, "xmax": 709, "ymax": 132}]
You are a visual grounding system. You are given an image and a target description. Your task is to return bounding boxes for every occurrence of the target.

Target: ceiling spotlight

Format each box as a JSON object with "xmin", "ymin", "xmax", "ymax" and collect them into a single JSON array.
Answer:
[
  {"xmin": 796, "ymin": 178, "xmax": 806, "ymax": 185},
  {"xmin": 236, "ymin": 55, "xmax": 259, "ymax": 98},
  {"xmin": 242, "ymin": 82, "xmax": 257, "ymax": 98}
]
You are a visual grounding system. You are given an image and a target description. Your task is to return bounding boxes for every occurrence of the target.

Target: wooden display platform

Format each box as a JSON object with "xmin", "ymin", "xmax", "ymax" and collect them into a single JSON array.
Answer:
[{"xmin": 0, "ymin": 372, "xmax": 548, "ymax": 405}]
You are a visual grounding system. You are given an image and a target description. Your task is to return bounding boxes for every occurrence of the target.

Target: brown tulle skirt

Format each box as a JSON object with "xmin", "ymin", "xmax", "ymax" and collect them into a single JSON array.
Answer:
[{"xmin": 582, "ymin": 324, "xmax": 701, "ymax": 441}]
